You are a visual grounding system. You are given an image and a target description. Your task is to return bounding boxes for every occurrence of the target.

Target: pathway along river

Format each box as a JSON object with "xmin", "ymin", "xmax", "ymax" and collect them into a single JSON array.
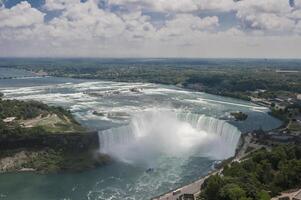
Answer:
[{"xmin": 0, "ymin": 73, "xmax": 281, "ymax": 200}]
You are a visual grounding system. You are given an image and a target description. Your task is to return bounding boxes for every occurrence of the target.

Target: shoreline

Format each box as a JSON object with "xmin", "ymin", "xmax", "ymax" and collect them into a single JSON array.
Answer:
[
  {"xmin": 1, "ymin": 73, "xmax": 284, "ymax": 199},
  {"xmin": 151, "ymin": 132, "xmax": 254, "ymax": 200},
  {"xmin": 151, "ymin": 113, "xmax": 290, "ymax": 200}
]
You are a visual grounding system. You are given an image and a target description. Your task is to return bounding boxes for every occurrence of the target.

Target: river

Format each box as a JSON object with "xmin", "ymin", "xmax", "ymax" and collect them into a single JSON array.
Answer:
[{"xmin": 0, "ymin": 69, "xmax": 281, "ymax": 200}]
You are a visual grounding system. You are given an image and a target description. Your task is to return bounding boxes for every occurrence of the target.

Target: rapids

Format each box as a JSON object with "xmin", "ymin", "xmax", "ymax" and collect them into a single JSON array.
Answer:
[{"xmin": 0, "ymin": 72, "xmax": 281, "ymax": 200}]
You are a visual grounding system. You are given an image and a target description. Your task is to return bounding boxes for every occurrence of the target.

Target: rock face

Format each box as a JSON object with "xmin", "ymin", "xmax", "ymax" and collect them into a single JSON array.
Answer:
[
  {"xmin": 0, "ymin": 151, "xmax": 30, "ymax": 171},
  {"xmin": 0, "ymin": 131, "xmax": 99, "ymax": 152},
  {"xmin": 0, "ymin": 131, "xmax": 106, "ymax": 173}
]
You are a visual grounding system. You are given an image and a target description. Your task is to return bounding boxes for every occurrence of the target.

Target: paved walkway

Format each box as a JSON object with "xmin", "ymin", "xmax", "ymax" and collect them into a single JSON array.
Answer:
[
  {"xmin": 271, "ymin": 188, "xmax": 301, "ymax": 200},
  {"xmin": 151, "ymin": 174, "xmax": 209, "ymax": 200}
]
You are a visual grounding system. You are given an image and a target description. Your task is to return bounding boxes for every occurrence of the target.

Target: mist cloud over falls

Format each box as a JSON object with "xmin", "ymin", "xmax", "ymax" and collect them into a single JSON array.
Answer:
[{"xmin": 98, "ymin": 109, "xmax": 241, "ymax": 166}]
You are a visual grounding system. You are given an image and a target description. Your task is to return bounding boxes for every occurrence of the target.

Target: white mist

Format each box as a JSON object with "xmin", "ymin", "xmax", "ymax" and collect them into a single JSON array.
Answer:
[{"xmin": 98, "ymin": 108, "xmax": 241, "ymax": 166}]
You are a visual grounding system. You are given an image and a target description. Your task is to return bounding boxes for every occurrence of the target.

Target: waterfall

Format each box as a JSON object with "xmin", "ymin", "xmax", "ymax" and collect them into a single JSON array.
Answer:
[
  {"xmin": 98, "ymin": 109, "xmax": 241, "ymax": 164},
  {"xmin": 176, "ymin": 112, "xmax": 241, "ymax": 148}
]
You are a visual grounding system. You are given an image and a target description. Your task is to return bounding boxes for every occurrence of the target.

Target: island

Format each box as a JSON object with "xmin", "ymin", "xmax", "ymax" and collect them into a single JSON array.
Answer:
[
  {"xmin": 0, "ymin": 93, "xmax": 109, "ymax": 173},
  {"xmin": 230, "ymin": 112, "xmax": 248, "ymax": 121}
]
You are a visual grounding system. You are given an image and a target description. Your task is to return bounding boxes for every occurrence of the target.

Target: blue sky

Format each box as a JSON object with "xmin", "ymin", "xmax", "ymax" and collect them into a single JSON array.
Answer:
[{"xmin": 0, "ymin": 0, "xmax": 301, "ymax": 58}]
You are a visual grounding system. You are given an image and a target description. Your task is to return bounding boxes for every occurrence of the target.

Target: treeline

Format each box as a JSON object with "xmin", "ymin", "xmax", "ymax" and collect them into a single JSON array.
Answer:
[
  {"xmin": 199, "ymin": 145, "xmax": 301, "ymax": 200},
  {"xmin": 2, "ymin": 60, "xmax": 301, "ymax": 101}
]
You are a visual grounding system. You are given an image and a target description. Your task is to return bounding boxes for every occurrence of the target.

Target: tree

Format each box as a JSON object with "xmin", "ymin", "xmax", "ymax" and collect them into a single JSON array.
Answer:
[
  {"xmin": 256, "ymin": 190, "xmax": 270, "ymax": 200},
  {"xmin": 200, "ymin": 175, "xmax": 224, "ymax": 200},
  {"xmin": 220, "ymin": 184, "xmax": 246, "ymax": 200}
]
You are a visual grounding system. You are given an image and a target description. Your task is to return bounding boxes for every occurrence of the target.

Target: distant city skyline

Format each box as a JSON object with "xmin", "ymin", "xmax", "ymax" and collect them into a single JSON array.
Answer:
[{"xmin": 1, "ymin": 0, "xmax": 301, "ymax": 58}]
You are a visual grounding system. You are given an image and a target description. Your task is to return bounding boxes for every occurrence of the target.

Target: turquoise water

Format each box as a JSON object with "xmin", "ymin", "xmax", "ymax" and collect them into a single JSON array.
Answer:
[{"xmin": 0, "ymin": 71, "xmax": 281, "ymax": 200}]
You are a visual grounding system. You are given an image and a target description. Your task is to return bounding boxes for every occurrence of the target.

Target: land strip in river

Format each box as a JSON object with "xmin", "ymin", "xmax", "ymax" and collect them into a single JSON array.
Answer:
[{"xmin": 0, "ymin": 96, "xmax": 108, "ymax": 173}]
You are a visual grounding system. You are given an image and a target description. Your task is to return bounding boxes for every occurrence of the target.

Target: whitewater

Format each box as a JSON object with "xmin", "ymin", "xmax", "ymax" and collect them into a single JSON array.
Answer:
[
  {"xmin": 99, "ymin": 109, "xmax": 241, "ymax": 166},
  {"xmin": 0, "ymin": 75, "xmax": 281, "ymax": 200}
]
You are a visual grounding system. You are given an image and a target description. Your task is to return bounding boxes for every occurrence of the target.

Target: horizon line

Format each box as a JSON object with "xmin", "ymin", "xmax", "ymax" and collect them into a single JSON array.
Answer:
[{"xmin": 1, "ymin": 57, "xmax": 301, "ymax": 60}]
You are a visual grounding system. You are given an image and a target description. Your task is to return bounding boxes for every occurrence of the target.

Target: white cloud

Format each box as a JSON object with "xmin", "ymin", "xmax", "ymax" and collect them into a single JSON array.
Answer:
[
  {"xmin": 236, "ymin": 0, "xmax": 291, "ymax": 14},
  {"xmin": 159, "ymin": 15, "xmax": 219, "ymax": 36},
  {"xmin": 0, "ymin": 1, "xmax": 44, "ymax": 28},
  {"xmin": 108, "ymin": 0, "xmax": 235, "ymax": 12},
  {"xmin": 108, "ymin": 0, "xmax": 198, "ymax": 12},
  {"xmin": 44, "ymin": 0, "xmax": 80, "ymax": 10},
  {"xmin": 0, "ymin": 0, "xmax": 301, "ymax": 58},
  {"xmin": 196, "ymin": 0, "xmax": 235, "ymax": 12},
  {"xmin": 237, "ymin": 12, "xmax": 296, "ymax": 32},
  {"xmin": 235, "ymin": 0, "xmax": 297, "ymax": 32},
  {"xmin": 290, "ymin": 9, "xmax": 301, "ymax": 19}
]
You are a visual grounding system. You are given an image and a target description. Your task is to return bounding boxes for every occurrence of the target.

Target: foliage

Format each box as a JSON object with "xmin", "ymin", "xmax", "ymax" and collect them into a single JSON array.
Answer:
[
  {"xmin": 1, "ymin": 58, "xmax": 301, "ymax": 101},
  {"xmin": 230, "ymin": 112, "xmax": 248, "ymax": 121},
  {"xmin": 0, "ymin": 98, "xmax": 79, "ymax": 135},
  {"xmin": 199, "ymin": 145, "xmax": 301, "ymax": 200}
]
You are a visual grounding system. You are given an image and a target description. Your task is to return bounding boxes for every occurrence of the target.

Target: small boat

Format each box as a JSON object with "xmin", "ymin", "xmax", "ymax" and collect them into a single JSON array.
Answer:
[{"xmin": 146, "ymin": 168, "xmax": 154, "ymax": 173}]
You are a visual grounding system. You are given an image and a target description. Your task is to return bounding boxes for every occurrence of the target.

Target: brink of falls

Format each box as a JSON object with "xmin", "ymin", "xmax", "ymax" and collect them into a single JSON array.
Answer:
[{"xmin": 98, "ymin": 109, "xmax": 241, "ymax": 165}]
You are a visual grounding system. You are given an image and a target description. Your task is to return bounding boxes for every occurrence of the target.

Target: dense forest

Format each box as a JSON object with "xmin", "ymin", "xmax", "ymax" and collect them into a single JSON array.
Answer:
[{"xmin": 199, "ymin": 145, "xmax": 301, "ymax": 200}]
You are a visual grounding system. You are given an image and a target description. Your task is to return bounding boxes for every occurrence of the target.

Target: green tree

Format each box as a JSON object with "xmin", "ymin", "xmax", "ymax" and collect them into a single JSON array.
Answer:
[
  {"xmin": 200, "ymin": 175, "xmax": 224, "ymax": 200},
  {"xmin": 220, "ymin": 184, "xmax": 246, "ymax": 200},
  {"xmin": 256, "ymin": 190, "xmax": 270, "ymax": 200}
]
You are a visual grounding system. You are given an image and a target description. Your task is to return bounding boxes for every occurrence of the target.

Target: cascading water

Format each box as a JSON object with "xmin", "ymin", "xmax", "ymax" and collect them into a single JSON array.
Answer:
[{"xmin": 98, "ymin": 109, "xmax": 241, "ymax": 165}]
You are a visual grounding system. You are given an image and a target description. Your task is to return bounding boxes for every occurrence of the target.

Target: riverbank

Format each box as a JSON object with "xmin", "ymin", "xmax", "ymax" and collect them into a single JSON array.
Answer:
[
  {"xmin": 151, "ymin": 132, "xmax": 253, "ymax": 200},
  {"xmin": 151, "ymin": 87, "xmax": 298, "ymax": 200},
  {"xmin": 0, "ymin": 131, "xmax": 110, "ymax": 173},
  {"xmin": 152, "ymin": 129, "xmax": 301, "ymax": 200},
  {"xmin": 0, "ymin": 68, "xmax": 290, "ymax": 197}
]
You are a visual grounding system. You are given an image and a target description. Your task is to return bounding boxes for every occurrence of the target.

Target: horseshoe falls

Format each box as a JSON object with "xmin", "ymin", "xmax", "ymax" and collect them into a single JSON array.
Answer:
[
  {"xmin": 98, "ymin": 110, "xmax": 241, "ymax": 166},
  {"xmin": 0, "ymin": 76, "xmax": 281, "ymax": 200}
]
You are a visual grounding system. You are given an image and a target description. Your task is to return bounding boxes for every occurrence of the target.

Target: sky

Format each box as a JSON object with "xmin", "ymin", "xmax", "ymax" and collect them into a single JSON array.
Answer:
[{"xmin": 0, "ymin": 0, "xmax": 301, "ymax": 58}]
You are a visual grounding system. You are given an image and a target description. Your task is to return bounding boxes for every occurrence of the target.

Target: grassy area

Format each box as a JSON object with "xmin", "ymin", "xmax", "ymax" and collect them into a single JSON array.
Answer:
[
  {"xmin": 0, "ymin": 95, "xmax": 86, "ymax": 135},
  {"xmin": 20, "ymin": 114, "xmax": 85, "ymax": 133}
]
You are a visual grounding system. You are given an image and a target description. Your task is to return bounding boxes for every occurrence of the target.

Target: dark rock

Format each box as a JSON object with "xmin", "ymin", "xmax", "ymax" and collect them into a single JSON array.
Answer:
[{"xmin": 0, "ymin": 131, "xmax": 99, "ymax": 152}]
